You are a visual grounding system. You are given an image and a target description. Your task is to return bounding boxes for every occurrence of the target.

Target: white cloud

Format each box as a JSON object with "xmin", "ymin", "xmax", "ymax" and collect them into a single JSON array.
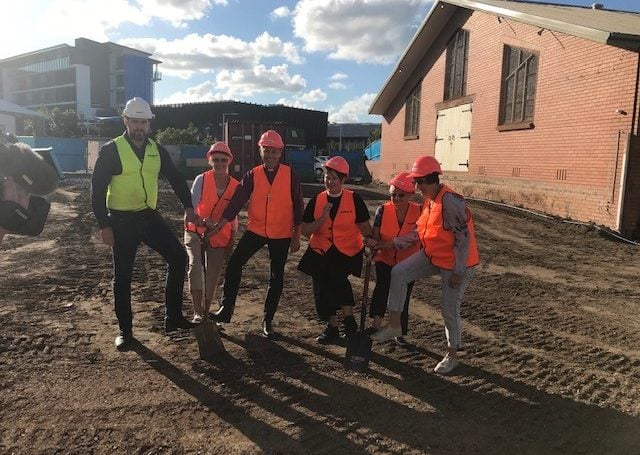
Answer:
[
  {"xmin": 137, "ymin": 0, "xmax": 215, "ymax": 27},
  {"xmin": 330, "ymin": 73, "xmax": 349, "ymax": 81},
  {"xmin": 0, "ymin": 0, "xmax": 220, "ymax": 59},
  {"xmin": 216, "ymin": 64, "xmax": 306, "ymax": 97},
  {"xmin": 329, "ymin": 82, "xmax": 347, "ymax": 90},
  {"xmin": 297, "ymin": 89, "xmax": 327, "ymax": 103},
  {"xmin": 293, "ymin": 0, "xmax": 430, "ymax": 64},
  {"xmin": 156, "ymin": 81, "xmax": 227, "ymax": 104},
  {"xmin": 119, "ymin": 32, "xmax": 303, "ymax": 79},
  {"xmin": 270, "ymin": 6, "xmax": 291, "ymax": 20},
  {"xmin": 252, "ymin": 32, "xmax": 304, "ymax": 64},
  {"xmin": 329, "ymin": 93, "xmax": 379, "ymax": 123}
]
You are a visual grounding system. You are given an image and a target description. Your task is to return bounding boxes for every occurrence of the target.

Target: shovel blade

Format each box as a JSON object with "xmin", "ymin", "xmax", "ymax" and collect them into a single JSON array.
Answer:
[
  {"xmin": 344, "ymin": 332, "xmax": 372, "ymax": 372},
  {"xmin": 193, "ymin": 319, "xmax": 225, "ymax": 359}
]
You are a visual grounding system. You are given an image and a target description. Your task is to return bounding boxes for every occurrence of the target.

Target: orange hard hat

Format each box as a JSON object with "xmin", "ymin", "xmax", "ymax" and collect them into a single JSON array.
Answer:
[
  {"xmin": 408, "ymin": 156, "xmax": 442, "ymax": 178},
  {"xmin": 258, "ymin": 130, "xmax": 284, "ymax": 149},
  {"xmin": 206, "ymin": 141, "xmax": 233, "ymax": 163},
  {"xmin": 325, "ymin": 156, "xmax": 349, "ymax": 176},
  {"xmin": 388, "ymin": 172, "xmax": 415, "ymax": 193}
]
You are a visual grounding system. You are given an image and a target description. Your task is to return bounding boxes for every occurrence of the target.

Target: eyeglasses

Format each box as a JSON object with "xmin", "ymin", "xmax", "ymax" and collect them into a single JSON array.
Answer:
[
  {"xmin": 211, "ymin": 158, "xmax": 228, "ymax": 163},
  {"xmin": 390, "ymin": 192, "xmax": 408, "ymax": 199}
]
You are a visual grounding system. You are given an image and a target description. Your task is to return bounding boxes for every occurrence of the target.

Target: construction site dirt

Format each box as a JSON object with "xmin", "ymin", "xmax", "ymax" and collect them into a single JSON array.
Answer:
[{"xmin": 1, "ymin": 177, "xmax": 639, "ymax": 454}]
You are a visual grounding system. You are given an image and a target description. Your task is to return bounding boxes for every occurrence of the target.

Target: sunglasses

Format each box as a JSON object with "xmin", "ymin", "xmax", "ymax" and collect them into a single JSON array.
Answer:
[
  {"xmin": 413, "ymin": 176, "xmax": 431, "ymax": 184},
  {"xmin": 390, "ymin": 192, "xmax": 408, "ymax": 199}
]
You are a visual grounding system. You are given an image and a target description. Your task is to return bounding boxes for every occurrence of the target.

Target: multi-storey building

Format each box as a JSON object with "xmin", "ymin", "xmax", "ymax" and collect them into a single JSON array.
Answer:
[{"xmin": 0, "ymin": 37, "xmax": 160, "ymax": 122}]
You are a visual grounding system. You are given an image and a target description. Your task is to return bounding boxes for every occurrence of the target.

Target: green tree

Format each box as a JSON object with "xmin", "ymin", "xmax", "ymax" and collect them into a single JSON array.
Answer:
[
  {"xmin": 155, "ymin": 123, "xmax": 201, "ymax": 145},
  {"xmin": 368, "ymin": 127, "xmax": 381, "ymax": 144},
  {"xmin": 43, "ymin": 107, "xmax": 83, "ymax": 137}
]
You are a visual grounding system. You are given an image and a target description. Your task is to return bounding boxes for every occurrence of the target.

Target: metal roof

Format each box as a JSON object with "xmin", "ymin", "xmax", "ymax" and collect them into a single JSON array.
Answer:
[
  {"xmin": 327, "ymin": 123, "xmax": 381, "ymax": 138},
  {"xmin": 369, "ymin": 0, "xmax": 640, "ymax": 115},
  {"xmin": 0, "ymin": 100, "xmax": 48, "ymax": 118}
]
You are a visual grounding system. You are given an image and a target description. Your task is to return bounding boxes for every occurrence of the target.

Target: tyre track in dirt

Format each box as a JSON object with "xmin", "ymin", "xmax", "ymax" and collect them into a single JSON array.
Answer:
[{"xmin": 2, "ymin": 178, "xmax": 640, "ymax": 454}]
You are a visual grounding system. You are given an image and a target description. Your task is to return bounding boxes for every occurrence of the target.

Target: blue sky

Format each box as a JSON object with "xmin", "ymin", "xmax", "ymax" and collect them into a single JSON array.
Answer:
[{"xmin": 1, "ymin": 0, "xmax": 639, "ymax": 123}]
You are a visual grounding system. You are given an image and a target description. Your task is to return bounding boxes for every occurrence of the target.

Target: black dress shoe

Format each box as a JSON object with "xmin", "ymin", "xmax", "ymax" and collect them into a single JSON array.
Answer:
[
  {"xmin": 115, "ymin": 332, "xmax": 133, "ymax": 351},
  {"xmin": 165, "ymin": 316, "xmax": 198, "ymax": 332},
  {"xmin": 262, "ymin": 319, "xmax": 276, "ymax": 338},
  {"xmin": 210, "ymin": 305, "xmax": 234, "ymax": 323},
  {"xmin": 316, "ymin": 325, "xmax": 340, "ymax": 345},
  {"xmin": 343, "ymin": 315, "xmax": 358, "ymax": 339}
]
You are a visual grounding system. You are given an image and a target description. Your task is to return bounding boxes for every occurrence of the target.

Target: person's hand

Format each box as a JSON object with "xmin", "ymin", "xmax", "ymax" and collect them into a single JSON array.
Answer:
[
  {"xmin": 321, "ymin": 203, "xmax": 332, "ymax": 220},
  {"xmin": 184, "ymin": 208, "xmax": 198, "ymax": 225},
  {"xmin": 377, "ymin": 239, "xmax": 394, "ymax": 249},
  {"xmin": 100, "ymin": 227, "xmax": 114, "ymax": 247},
  {"xmin": 448, "ymin": 273, "xmax": 463, "ymax": 288},
  {"xmin": 290, "ymin": 236, "xmax": 301, "ymax": 253},
  {"xmin": 364, "ymin": 235, "xmax": 378, "ymax": 249}
]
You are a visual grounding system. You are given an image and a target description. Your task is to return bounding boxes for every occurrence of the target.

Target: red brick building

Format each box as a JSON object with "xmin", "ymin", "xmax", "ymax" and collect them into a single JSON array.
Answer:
[{"xmin": 369, "ymin": 0, "xmax": 640, "ymax": 237}]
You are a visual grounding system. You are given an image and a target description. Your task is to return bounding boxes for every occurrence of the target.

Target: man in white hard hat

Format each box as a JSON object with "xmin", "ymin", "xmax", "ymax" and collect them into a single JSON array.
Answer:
[{"xmin": 91, "ymin": 97, "xmax": 198, "ymax": 351}]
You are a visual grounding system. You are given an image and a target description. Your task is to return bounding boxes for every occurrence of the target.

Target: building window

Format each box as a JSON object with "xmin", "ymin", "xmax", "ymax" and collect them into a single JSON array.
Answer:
[
  {"xmin": 404, "ymin": 81, "xmax": 421, "ymax": 138},
  {"xmin": 500, "ymin": 46, "xmax": 538, "ymax": 125},
  {"xmin": 444, "ymin": 29, "xmax": 469, "ymax": 101}
]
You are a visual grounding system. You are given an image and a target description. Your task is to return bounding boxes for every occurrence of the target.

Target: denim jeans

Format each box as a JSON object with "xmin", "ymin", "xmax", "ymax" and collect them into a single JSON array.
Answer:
[
  {"xmin": 370, "ymin": 261, "xmax": 413, "ymax": 335},
  {"xmin": 110, "ymin": 209, "xmax": 187, "ymax": 333},
  {"xmin": 221, "ymin": 230, "xmax": 291, "ymax": 322},
  {"xmin": 388, "ymin": 250, "xmax": 476, "ymax": 349}
]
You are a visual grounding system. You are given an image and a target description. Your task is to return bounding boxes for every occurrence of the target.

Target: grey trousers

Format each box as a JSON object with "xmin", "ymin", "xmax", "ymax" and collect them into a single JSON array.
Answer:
[
  {"xmin": 184, "ymin": 231, "xmax": 227, "ymax": 301},
  {"xmin": 388, "ymin": 250, "xmax": 476, "ymax": 349}
]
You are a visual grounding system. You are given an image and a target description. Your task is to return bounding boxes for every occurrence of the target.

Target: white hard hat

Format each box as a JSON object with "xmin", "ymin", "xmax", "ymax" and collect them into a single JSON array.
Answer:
[{"xmin": 122, "ymin": 97, "xmax": 154, "ymax": 119}]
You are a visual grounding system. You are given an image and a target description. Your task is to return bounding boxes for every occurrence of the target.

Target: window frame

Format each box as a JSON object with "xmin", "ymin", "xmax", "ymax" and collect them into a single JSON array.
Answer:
[
  {"xmin": 498, "ymin": 45, "xmax": 539, "ymax": 129},
  {"xmin": 444, "ymin": 29, "xmax": 469, "ymax": 101},
  {"xmin": 404, "ymin": 81, "xmax": 421, "ymax": 139}
]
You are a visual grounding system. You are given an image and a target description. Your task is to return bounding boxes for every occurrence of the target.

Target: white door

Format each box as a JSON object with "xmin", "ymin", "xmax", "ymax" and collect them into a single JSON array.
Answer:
[{"xmin": 434, "ymin": 103, "xmax": 472, "ymax": 172}]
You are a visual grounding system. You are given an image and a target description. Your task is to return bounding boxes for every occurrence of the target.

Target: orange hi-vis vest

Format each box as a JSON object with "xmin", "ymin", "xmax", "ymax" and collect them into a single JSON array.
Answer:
[
  {"xmin": 374, "ymin": 201, "xmax": 422, "ymax": 266},
  {"xmin": 416, "ymin": 185, "xmax": 479, "ymax": 270},
  {"xmin": 185, "ymin": 171, "xmax": 239, "ymax": 247},
  {"xmin": 309, "ymin": 190, "xmax": 364, "ymax": 257},
  {"xmin": 247, "ymin": 164, "xmax": 294, "ymax": 239}
]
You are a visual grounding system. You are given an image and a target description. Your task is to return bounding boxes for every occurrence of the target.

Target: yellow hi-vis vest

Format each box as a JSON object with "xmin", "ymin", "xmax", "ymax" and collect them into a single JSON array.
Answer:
[{"xmin": 106, "ymin": 136, "xmax": 161, "ymax": 211}]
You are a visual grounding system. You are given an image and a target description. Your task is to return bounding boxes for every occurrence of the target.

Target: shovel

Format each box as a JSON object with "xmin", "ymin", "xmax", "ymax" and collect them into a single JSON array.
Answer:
[
  {"xmin": 344, "ymin": 249, "xmax": 374, "ymax": 372},
  {"xmin": 193, "ymin": 231, "xmax": 225, "ymax": 359}
]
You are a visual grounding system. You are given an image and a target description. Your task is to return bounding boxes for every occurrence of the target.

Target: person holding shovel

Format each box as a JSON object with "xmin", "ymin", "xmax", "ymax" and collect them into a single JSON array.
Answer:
[
  {"xmin": 371, "ymin": 156, "xmax": 479, "ymax": 374},
  {"xmin": 184, "ymin": 142, "xmax": 238, "ymax": 323},
  {"xmin": 298, "ymin": 156, "xmax": 376, "ymax": 344},
  {"xmin": 368, "ymin": 172, "xmax": 422, "ymax": 347}
]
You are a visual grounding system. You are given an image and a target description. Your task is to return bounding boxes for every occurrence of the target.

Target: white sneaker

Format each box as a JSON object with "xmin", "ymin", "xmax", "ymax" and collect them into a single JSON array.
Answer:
[
  {"xmin": 370, "ymin": 325, "xmax": 402, "ymax": 341},
  {"xmin": 433, "ymin": 355, "xmax": 459, "ymax": 374}
]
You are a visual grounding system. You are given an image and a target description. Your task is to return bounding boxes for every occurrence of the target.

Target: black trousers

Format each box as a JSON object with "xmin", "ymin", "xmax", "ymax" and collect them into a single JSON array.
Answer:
[
  {"xmin": 221, "ymin": 230, "xmax": 291, "ymax": 322},
  {"xmin": 110, "ymin": 209, "xmax": 187, "ymax": 334},
  {"xmin": 312, "ymin": 267, "xmax": 356, "ymax": 322},
  {"xmin": 370, "ymin": 261, "xmax": 412, "ymax": 335}
]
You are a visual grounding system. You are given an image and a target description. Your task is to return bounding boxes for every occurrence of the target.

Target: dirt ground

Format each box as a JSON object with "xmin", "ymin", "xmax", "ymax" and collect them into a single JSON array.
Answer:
[{"xmin": 1, "ymin": 176, "xmax": 639, "ymax": 455}]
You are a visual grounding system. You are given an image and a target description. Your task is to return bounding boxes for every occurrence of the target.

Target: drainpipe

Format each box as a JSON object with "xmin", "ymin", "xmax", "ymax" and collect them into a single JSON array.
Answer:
[
  {"xmin": 616, "ymin": 131, "xmax": 631, "ymax": 232},
  {"xmin": 616, "ymin": 53, "xmax": 640, "ymax": 233}
]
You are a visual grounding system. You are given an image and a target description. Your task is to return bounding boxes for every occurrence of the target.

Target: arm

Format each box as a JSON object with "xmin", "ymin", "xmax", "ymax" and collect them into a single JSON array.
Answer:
[
  {"xmin": 300, "ymin": 196, "xmax": 329, "ymax": 238},
  {"xmin": 289, "ymin": 170, "xmax": 304, "ymax": 253},
  {"xmin": 442, "ymin": 193, "xmax": 470, "ymax": 286},
  {"xmin": 157, "ymin": 145, "xmax": 196, "ymax": 223},
  {"xmin": 353, "ymin": 192, "xmax": 375, "ymax": 248},
  {"xmin": 91, "ymin": 142, "xmax": 118, "ymax": 246}
]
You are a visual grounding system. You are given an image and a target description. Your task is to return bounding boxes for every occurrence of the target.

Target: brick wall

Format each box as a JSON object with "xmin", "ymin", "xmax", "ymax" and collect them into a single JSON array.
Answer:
[{"xmin": 376, "ymin": 8, "xmax": 640, "ymax": 235}]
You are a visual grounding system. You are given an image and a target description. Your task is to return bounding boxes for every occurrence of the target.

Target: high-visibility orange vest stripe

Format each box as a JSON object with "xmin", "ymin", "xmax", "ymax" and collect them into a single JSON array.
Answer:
[
  {"xmin": 247, "ymin": 165, "xmax": 294, "ymax": 239},
  {"xmin": 185, "ymin": 171, "xmax": 238, "ymax": 247},
  {"xmin": 374, "ymin": 201, "xmax": 421, "ymax": 266},
  {"xmin": 416, "ymin": 185, "xmax": 479, "ymax": 270},
  {"xmin": 309, "ymin": 190, "xmax": 364, "ymax": 257}
]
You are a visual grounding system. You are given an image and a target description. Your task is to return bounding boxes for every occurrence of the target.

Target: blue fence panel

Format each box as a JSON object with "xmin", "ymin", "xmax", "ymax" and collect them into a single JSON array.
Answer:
[
  {"xmin": 17, "ymin": 136, "xmax": 87, "ymax": 172},
  {"xmin": 331, "ymin": 151, "xmax": 370, "ymax": 183},
  {"xmin": 179, "ymin": 144, "xmax": 209, "ymax": 160},
  {"xmin": 285, "ymin": 149, "xmax": 315, "ymax": 182}
]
